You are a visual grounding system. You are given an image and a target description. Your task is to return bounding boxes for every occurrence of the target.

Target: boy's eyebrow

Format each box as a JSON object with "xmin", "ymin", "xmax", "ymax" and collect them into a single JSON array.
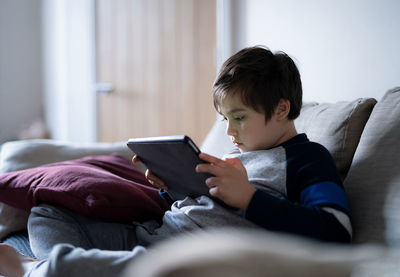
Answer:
[{"xmin": 226, "ymin": 108, "xmax": 246, "ymax": 115}]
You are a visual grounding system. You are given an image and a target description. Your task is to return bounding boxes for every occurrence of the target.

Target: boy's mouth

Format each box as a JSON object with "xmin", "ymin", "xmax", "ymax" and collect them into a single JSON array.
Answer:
[{"xmin": 232, "ymin": 138, "xmax": 243, "ymax": 147}]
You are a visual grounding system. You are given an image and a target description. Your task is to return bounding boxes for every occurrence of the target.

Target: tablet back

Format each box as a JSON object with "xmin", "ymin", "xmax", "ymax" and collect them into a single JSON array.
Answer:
[{"xmin": 127, "ymin": 135, "xmax": 212, "ymax": 200}]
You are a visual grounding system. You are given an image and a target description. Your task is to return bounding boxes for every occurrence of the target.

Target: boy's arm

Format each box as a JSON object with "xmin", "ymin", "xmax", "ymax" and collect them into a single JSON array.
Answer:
[
  {"xmin": 244, "ymin": 190, "xmax": 351, "ymax": 243},
  {"xmin": 244, "ymin": 142, "xmax": 352, "ymax": 243},
  {"xmin": 197, "ymin": 151, "xmax": 352, "ymax": 243}
]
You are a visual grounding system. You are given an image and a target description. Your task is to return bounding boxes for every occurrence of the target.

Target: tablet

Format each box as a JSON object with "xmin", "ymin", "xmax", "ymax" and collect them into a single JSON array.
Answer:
[{"xmin": 127, "ymin": 135, "xmax": 212, "ymax": 201}]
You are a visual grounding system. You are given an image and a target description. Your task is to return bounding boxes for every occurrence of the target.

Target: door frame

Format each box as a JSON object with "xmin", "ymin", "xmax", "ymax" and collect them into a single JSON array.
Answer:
[{"xmin": 42, "ymin": 0, "xmax": 97, "ymax": 143}]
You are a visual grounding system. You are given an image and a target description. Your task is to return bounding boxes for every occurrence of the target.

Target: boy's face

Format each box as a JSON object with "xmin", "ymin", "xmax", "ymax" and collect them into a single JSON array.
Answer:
[{"xmin": 220, "ymin": 93, "xmax": 293, "ymax": 152}]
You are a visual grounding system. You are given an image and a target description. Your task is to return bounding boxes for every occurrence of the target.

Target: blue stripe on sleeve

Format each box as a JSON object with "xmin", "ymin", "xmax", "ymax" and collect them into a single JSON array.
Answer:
[{"xmin": 300, "ymin": 182, "xmax": 350, "ymax": 213}]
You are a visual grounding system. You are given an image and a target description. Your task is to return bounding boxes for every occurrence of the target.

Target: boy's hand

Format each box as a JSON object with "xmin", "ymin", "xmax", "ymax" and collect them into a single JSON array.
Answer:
[
  {"xmin": 132, "ymin": 156, "xmax": 168, "ymax": 190},
  {"xmin": 196, "ymin": 153, "xmax": 256, "ymax": 210}
]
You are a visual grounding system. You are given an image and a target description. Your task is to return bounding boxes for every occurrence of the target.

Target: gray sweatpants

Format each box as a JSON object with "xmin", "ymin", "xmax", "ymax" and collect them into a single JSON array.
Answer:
[{"xmin": 25, "ymin": 196, "xmax": 257, "ymax": 277}]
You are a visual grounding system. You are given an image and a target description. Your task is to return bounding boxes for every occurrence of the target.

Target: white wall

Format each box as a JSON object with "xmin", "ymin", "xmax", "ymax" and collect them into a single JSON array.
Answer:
[
  {"xmin": 230, "ymin": 0, "xmax": 400, "ymax": 102},
  {"xmin": 0, "ymin": 0, "xmax": 43, "ymax": 144}
]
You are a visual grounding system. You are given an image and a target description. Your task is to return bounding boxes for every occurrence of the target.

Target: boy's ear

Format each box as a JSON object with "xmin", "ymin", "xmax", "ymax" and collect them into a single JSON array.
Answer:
[{"xmin": 275, "ymin": 99, "xmax": 291, "ymax": 120}]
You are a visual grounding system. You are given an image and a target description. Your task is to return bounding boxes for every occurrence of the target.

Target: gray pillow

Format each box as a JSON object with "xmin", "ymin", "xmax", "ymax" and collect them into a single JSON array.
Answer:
[
  {"xmin": 295, "ymin": 98, "xmax": 377, "ymax": 180},
  {"xmin": 344, "ymin": 87, "xmax": 400, "ymax": 244},
  {"xmin": 123, "ymin": 227, "xmax": 386, "ymax": 277},
  {"xmin": 385, "ymin": 183, "xmax": 400, "ymax": 248},
  {"xmin": 0, "ymin": 139, "xmax": 133, "ymax": 174},
  {"xmin": 0, "ymin": 139, "xmax": 135, "ymax": 239}
]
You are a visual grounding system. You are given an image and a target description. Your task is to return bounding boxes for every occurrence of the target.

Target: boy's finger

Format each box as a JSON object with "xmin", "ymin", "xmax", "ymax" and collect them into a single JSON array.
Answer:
[
  {"xmin": 132, "ymin": 155, "xmax": 140, "ymax": 163},
  {"xmin": 148, "ymin": 179, "xmax": 168, "ymax": 190},
  {"xmin": 205, "ymin": 177, "xmax": 219, "ymax": 188},
  {"xmin": 146, "ymin": 171, "xmax": 164, "ymax": 184},
  {"xmin": 208, "ymin": 186, "xmax": 219, "ymax": 198},
  {"xmin": 196, "ymin": 163, "xmax": 221, "ymax": 176},
  {"xmin": 145, "ymin": 170, "xmax": 167, "ymax": 189},
  {"xmin": 198, "ymin": 153, "xmax": 225, "ymax": 167},
  {"xmin": 150, "ymin": 181, "xmax": 168, "ymax": 190}
]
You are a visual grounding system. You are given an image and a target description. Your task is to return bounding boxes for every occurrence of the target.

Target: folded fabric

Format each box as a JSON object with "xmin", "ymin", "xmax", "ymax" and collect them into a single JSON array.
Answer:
[{"xmin": 0, "ymin": 154, "xmax": 170, "ymax": 222}]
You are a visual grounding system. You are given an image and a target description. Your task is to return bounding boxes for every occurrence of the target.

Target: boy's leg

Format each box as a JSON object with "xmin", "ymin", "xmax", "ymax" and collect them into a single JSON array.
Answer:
[
  {"xmin": 0, "ymin": 243, "xmax": 146, "ymax": 277},
  {"xmin": 26, "ymin": 244, "xmax": 146, "ymax": 277},
  {"xmin": 28, "ymin": 204, "xmax": 138, "ymax": 259}
]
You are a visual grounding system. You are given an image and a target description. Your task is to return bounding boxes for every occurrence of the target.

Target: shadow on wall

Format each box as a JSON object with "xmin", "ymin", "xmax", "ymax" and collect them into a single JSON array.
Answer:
[
  {"xmin": 17, "ymin": 119, "xmax": 50, "ymax": 141},
  {"xmin": 0, "ymin": 118, "xmax": 50, "ymax": 146}
]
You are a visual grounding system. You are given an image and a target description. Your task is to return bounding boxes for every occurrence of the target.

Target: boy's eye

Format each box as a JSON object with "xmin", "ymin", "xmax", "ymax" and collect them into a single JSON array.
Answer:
[
  {"xmin": 234, "ymin": 116, "xmax": 244, "ymax": 121},
  {"xmin": 221, "ymin": 115, "xmax": 244, "ymax": 122}
]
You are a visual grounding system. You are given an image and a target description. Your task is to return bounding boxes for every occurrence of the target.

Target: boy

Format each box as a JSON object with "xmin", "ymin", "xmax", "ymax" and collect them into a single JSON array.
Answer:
[{"xmin": 0, "ymin": 46, "xmax": 351, "ymax": 277}]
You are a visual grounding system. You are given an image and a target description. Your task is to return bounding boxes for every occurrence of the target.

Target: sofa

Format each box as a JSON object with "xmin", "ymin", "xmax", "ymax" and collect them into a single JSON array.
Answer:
[{"xmin": 1, "ymin": 87, "xmax": 400, "ymax": 276}]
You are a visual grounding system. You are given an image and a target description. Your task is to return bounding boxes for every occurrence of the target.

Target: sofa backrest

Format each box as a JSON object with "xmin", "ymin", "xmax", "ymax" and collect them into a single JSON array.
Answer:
[
  {"xmin": 344, "ymin": 87, "xmax": 400, "ymax": 245},
  {"xmin": 295, "ymin": 98, "xmax": 376, "ymax": 180}
]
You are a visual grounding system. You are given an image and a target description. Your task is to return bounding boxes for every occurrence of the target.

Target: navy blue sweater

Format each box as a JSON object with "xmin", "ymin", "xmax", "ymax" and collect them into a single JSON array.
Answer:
[{"xmin": 243, "ymin": 134, "xmax": 351, "ymax": 243}]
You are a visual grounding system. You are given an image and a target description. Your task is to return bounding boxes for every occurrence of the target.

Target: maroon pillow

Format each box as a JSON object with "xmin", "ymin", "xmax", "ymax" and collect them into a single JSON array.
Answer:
[{"xmin": 0, "ymin": 154, "xmax": 170, "ymax": 222}]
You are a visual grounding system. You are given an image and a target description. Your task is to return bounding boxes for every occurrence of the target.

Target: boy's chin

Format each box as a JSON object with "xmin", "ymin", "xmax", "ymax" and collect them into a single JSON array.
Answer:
[
  {"xmin": 239, "ymin": 145, "xmax": 266, "ymax": 152},
  {"xmin": 237, "ymin": 146, "xmax": 249, "ymax": 153},
  {"xmin": 237, "ymin": 142, "xmax": 267, "ymax": 152}
]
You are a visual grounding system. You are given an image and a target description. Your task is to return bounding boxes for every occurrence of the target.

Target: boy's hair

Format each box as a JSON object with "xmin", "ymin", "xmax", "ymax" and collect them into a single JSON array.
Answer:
[{"xmin": 213, "ymin": 46, "xmax": 302, "ymax": 120}]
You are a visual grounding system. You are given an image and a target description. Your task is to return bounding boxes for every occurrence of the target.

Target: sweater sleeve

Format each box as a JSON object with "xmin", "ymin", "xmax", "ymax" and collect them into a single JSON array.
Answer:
[{"xmin": 244, "ymin": 189, "xmax": 351, "ymax": 243}]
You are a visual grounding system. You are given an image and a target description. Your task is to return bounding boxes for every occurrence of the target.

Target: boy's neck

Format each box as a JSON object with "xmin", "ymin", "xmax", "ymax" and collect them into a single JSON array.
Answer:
[{"xmin": 276, "ymin": 120, "xmax": 298, "ymax": 147}]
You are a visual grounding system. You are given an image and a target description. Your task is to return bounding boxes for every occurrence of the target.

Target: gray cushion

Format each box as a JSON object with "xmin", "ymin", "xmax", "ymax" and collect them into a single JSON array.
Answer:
[
  {"xmin": 123, "ymin": 227, "xmax": 386, "ymax": 277},
  {"xmin": 0, "ymin": 139, "xmax": 135, "ymax": 239},
  {"xmin": 295, "ymin": 98, "xmax": 377, "ymax": 180},
  {"xmin": 344, "ymin": 87, "xmax": 400, "ymax": 244},
  {"xmin": 0, "ymin": 139, "xmax": 133, "ymax": 174},
  {"xmin": 385, "ymin": 183, "xmax": 400, "ymax": 248}
]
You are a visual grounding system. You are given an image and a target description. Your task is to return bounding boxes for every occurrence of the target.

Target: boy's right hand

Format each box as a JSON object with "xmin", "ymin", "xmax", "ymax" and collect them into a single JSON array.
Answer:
[{"xmin": 132, "ymin": 155, "xmax": 168, "ymax": 190}]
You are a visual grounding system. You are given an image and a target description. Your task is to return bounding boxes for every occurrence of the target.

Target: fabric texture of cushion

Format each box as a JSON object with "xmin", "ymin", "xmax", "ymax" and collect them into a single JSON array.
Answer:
[
  {"xmin": 385, "ymin": 183, "xmax": 400, "ymax": 248},
  {"xmin": 123, "ymin": 227, "xmax": 387, "ymax": 277},
  {"xmin": 0, "ymin": 139, "xmax": 139, "ymax": 239},
  {"xmin": 0, "ymin": 139, "xmax": 134, "ymax": 174},
  {"xmin": 344, "ymin": 87, "xmax": 400, "ymax": 244},
  {"xmin": 0, "ymin": 152, "xmax": 169, "ymax": 224},
  {"xmin": 295, "ymin": 98, "xmax": 377, "ymax": 180}
]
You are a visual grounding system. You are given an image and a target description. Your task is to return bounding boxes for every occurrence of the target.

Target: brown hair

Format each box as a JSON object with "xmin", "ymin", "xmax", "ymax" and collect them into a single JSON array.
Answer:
[{"xmin": 213, "ymin": 46, "xmax": 302, "ymax": 120}]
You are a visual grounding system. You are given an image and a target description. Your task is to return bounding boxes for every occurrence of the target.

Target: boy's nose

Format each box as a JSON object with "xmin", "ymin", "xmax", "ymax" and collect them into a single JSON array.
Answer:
[{"xmin": 226, "ymin": 122, "xmax": 237, "ymax": 136}]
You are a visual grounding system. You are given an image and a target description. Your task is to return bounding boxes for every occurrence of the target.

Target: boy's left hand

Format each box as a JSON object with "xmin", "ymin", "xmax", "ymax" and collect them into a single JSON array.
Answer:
[{"xmin": 196, "ymin": 153, "xmax": 256, "ymax": 210}]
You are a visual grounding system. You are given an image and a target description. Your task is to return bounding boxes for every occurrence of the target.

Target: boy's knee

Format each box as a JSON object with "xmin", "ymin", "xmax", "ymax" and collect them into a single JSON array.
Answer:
[
  {"xmin": 28, "ymin": 204, "xmax": 88, "ymax": 260},
  {"xmin": 28, "ymin": 204, "xmax": 80, "ymax": 232},
  {"xmin": 30, "ymin": 204, "xmax": 73, "ymax": 221},
  {"xmin": 28, "ymin": 204, "xmax": 79, "ymax": 241}
]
